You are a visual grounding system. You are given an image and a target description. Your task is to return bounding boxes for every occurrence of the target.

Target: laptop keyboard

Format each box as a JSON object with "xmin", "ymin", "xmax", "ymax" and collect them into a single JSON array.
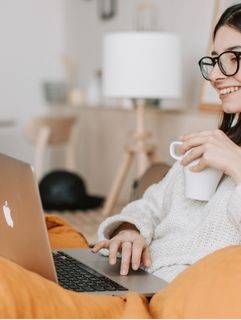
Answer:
[{"xmin": 53, "ymin": 251, "xmax": 128, "ymax": 293}]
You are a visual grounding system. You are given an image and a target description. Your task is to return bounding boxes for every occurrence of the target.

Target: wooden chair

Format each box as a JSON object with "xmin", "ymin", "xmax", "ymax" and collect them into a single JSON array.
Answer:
[
  {"xmin": 130, "ymin": 162, "xmax": 171, "ymax": 201},
  {"xmin": 24, "ymin": 115, "xmax": 79, "ymax": 180}
]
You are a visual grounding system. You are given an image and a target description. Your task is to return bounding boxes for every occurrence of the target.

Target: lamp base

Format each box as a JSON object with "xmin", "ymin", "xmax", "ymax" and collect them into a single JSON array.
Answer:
[{"xmin": 102, "ymin": 100, "xmax": 158, "ymax": 217}]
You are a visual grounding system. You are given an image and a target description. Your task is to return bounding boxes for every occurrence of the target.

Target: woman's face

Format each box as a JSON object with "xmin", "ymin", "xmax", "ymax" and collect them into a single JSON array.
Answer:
[{"xmin": 210, "ymin": 25, "xmax": 241, "ymax": 113}]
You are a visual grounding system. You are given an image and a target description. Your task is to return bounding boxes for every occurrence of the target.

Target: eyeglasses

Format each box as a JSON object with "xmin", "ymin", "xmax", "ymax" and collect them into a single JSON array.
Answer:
[{"xmin": 198, "ymin": 50, "xmax": 241, "ymax": 81}]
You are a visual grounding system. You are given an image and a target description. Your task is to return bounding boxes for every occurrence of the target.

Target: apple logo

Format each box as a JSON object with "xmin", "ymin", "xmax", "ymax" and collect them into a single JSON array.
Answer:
[{"xmin": 3, "ymin": 201, "xmax": 14, "ymax": 228}]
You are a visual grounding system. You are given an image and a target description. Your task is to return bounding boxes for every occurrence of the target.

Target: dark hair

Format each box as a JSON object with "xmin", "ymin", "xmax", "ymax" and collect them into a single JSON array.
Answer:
[
  {"xmin": 213, "ymin": 3, "xmax": 241, "ymax": 39},
  {"xmin": 214, "ymin": 4, "xmax": 241, "ymax": 145}
]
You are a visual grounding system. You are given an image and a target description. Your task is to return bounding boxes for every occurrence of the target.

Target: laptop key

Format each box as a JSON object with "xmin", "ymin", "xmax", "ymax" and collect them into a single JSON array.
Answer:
[
  {"xmin": 81, "ymin": 286, "xmax": 96, "ymax": 292},
  {"xmin": 104, "ymin": 285, "xmax": 117, "ymax": 291},
  {"xmin": 93, "ymin": 286, "xmax": 106, "ymax": 291},
  {"xmin": 75, "ymin": 288, "xmax": 85, "ymax": 292}
]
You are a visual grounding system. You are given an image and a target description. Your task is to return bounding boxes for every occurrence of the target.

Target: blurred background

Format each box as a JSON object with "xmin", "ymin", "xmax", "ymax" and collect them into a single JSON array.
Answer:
[{"xmin": 0, "ymin": 0, "xmax": 232, "ymax": 204}]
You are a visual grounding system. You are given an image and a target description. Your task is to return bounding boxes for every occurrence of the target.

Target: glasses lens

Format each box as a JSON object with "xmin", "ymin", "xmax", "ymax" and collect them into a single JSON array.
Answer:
[
  {"xmin": 219, "ymin": 51, "xmax": 239, "ymax": 76},
  {"xmin": 199, "ymin": 57, "xmax": 214, "ymax": 80}
]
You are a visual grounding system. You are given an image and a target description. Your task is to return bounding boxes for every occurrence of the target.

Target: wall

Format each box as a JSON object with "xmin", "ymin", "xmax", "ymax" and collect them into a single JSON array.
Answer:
[
  {"xmin": 0, "ymin": 0, "xmax": 66, "ymax": 163},
  {"xmin": 64, "ymin": 0, "xmax": 216, "ymax": 109}
]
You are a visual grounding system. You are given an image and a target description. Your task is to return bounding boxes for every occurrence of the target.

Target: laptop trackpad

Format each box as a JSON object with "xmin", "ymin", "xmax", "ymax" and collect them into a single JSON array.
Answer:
[{"xmin": 61, "ymin": 248, "xmax": 168, "ymax": 296}]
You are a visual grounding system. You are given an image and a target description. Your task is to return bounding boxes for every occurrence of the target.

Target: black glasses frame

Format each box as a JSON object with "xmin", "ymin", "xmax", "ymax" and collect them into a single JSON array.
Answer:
[{"xmin": 198, "ymin": 50, "xmax": 241, "ymax": 81}]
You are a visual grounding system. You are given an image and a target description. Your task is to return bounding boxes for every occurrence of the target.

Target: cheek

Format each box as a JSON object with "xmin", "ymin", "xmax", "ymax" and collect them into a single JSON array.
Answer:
[
  {"xmin": 210, "ymin": 81, "xmax": 215, "ymax": 88},
  {"xmin": 234, "ymin": 71, "xmax": 241, "ymax": 83},
  {"xmin": 210, "ymin": 81, "xmax": 218, "ymax": 92}
]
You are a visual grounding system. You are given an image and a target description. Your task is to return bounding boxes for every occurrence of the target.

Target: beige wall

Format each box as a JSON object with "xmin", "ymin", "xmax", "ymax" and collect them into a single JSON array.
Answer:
[
  {"xmin": 64, "ymin": 0, "xmax": 215, "ymax": 109},
  {"xmin": 0, "ymin": 0, "xmax": 66, "ymax": 164}
]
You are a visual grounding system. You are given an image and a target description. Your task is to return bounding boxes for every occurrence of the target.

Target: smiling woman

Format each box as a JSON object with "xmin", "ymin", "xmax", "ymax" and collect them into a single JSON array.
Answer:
[
  {"xmin": 199, "ymin": 0, "xmax": 238, "ymax": 111},
  {"xmin": 201, "ymin": 27, "xmax": 241, "ymax": 114},
  {"xmin": 92, "ymin": 3, "xmax": 241, "ymax": 284}
]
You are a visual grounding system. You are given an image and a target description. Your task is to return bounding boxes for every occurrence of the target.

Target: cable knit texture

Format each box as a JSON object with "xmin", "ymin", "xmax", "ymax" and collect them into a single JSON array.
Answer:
[{"xmin": 98, "ymin": 162, "xmax": 241, "ymax": 282}]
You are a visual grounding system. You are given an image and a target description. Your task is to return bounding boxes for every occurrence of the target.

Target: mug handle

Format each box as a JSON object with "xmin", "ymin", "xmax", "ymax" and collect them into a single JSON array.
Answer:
[{"xmin": 169, "ymin": 141, "xmax": 183, "ymax": 161}]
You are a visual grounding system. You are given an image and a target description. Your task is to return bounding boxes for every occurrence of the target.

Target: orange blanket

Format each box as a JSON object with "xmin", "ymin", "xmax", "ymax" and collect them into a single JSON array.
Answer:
[
  {"xmin": 0, "ymin": 256, "xmax": 150, "ymax": 318},
  {"xmin": 2, "ymin": 214, "xmax": 241, "ymax": 318},
  {"xmin": 0, "ymin": 214, "xmax": 150, "ymax": 318},
  {"xmin": 45, "ymin": 214, "xmax": 89, "ymax": 249}
]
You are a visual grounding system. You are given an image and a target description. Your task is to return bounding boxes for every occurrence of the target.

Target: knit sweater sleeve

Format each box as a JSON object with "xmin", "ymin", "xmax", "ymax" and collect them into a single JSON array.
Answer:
[
  {"xmin": 97, "ymin": 162, "xmax": 180, "ymax": 245},
  {"xmin": 227, "ymin": 182, "xmax": 241, "ymax": 231}
]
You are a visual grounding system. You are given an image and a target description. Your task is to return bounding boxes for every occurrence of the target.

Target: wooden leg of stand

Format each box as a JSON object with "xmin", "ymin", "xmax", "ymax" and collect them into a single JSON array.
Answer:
[
  {"xmin": 147, "ymin": 148, "xmax": 157, "ymax": 164},
  {"xmin": 102, "ymin": 149, "xmax": 135, "ymax": 218},
  {"xmin": 137, "ymin": 149, "xmax": 149, "ymax": 177}
]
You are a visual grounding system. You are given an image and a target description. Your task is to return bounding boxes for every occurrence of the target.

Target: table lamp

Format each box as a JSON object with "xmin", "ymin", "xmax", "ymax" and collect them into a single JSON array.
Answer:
[{"xmin": 102, "ymin": 32, "xmax": 181, "ymax": 216}]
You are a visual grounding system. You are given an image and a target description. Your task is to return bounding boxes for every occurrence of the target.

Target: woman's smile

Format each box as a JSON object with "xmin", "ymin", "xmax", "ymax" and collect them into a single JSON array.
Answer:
[
  {"xmin": 209, "ymin": 25, "xmax": 241, "ymax": 112},
  {"xmin": 219, "ymin": 86, "xmax": 241, "ymax": 96}
]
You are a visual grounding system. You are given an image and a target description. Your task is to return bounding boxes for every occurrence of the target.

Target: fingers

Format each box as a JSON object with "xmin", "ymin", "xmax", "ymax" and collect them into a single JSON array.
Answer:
[
  {"xmin": 92, "ymin": 238, "xmax": 122, "ymax": 266},
  {"xmin": 92, "ymin": 240, "xmax": 110, "ymax": 252},
  {"xmin": 131, "ymin": 239, "xmax": 144, "ymax": 270},
  {"xmin": 179, "ymin": 130, "xmax": 214, "ymax": 141},
  {"xmin": 178, "ymin": 129, "xmax": 229, "ymax": 170},
  {"xmin": 141, "ymin": 247, "xmax": 152, "ymax": 268},
  {"xmin": 109, "ymin": 238, "xmax": 121, "ymax": 265},
  {"xmin": 121, "ymin": 239, "xmax": 152, "ymax": 274},
  {"xmin": 189, "ymin": 158, "xmax": 207, "ymax": 172},
  {"xmin": 179, "ymin": 130, "xmax": 229, "ymax": 154},
  {"xmin": 92, "ymin": 233, "xmax": 151, "ymax": 276},
  {"xmin": 180, "ymin": 145, "xmax": 204, "ymax": 166},
  {"xmin": 179, "ymin": 136, "xmax": 209, "ymax": 155},
  {"xmin": 180, "ymin": 145, "xmax": 210, "ymax": 172},
  {"xmin": 120, "ymin": 241, "xmax": 132, "ymax": 275}
]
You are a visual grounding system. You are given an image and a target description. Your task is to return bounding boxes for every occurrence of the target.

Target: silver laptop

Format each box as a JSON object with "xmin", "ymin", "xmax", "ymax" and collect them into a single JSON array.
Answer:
[{"xmin": 0, "ymin": 153, "xmax": 167, "ymax": 297}]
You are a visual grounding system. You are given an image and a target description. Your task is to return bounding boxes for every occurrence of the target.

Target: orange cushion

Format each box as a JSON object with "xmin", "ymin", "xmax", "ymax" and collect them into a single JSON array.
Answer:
[
  {"xmin": 150, "ymin": 245, "xmax": 241, "ymax": 318},
  {"xmin": 0, "ymin": 214, "xmax": 151, "ymax": 318},
  {"xmin": 7, "ymin": 214, "xmax": 241, "ymax": 318},
  {"xmin": 45, "ymin": 214, "xmax": 89, "ymax": 249},
  {"xmin": 0, "ymin": 215, "xmax": 150, "ymax": 319},
  {"xmin": 0, "ymin": 256, "xmax": 150, "ymax": 319}
]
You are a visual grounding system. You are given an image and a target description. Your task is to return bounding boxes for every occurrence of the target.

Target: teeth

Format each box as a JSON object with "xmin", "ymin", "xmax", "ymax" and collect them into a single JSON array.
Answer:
[{"xmin": 220, "ymin": 86, "xmax": 240, "ymax": 95}]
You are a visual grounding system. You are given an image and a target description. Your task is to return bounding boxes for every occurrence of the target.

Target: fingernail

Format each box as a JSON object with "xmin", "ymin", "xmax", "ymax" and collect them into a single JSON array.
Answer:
[
  {"xmin": 132, "ymin": 263, "xmax": 138, "ymax": 270},
  {"xmin": 121, "ymin": 268, "xmax": 127, "ymax": 275}
]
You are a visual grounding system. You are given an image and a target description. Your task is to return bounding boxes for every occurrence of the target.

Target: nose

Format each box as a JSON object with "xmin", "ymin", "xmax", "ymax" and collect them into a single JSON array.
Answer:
[{"xmin": 209, "ymin": 62, "xmax": 226, "ymax": 82}]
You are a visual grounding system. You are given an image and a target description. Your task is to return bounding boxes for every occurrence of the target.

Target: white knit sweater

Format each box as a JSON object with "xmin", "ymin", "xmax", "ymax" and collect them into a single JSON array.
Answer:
[{"xmin": 98, "ymin": 162, "xmax": 241, "ymax": 282}]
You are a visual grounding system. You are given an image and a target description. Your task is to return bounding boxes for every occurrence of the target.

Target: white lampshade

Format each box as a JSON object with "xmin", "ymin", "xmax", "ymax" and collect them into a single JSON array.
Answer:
[{"xmin": 102, "ymin": 32, "xmax": 181, "ymax": 99}]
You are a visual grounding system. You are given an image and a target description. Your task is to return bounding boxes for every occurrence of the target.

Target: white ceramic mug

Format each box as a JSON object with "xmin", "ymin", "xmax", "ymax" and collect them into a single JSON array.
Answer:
[{"xmin": 169, "ymin": 141, "xmax": 223, "ymax": 201}]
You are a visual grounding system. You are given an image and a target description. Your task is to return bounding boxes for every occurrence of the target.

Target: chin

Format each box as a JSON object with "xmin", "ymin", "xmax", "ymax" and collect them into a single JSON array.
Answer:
[
  {"xmin": 222, "ymin": 105, "xmax": 234, "ymax": 113},
  {"xmin": 222, "ymin": 106, "xmax": 241, "ymax": 114},
  {"xmin": 221, "ymin": 100, "xmax": 241, "ymax": 114}
]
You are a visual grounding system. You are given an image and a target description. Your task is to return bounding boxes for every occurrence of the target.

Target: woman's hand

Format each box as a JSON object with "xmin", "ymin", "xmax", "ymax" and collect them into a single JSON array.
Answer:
[
  {"xmin": 92, "ymin": 229, "xmax": 151, "ymax": 276},
  {"xmin": 179, "ymin": 129, "xmax": 241, "ymax": 184}
]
